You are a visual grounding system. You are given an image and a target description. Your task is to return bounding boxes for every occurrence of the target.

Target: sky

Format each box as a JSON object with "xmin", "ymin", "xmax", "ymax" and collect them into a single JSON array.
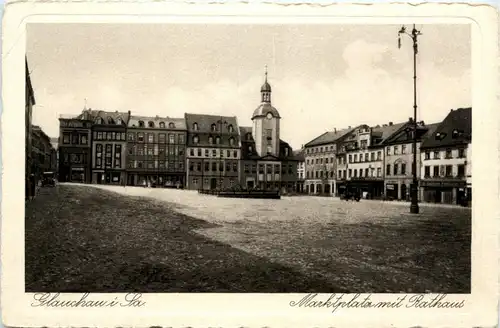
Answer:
[{"xmin": 26, "ymin": 23, "xmax": 471, "ymax": 149}]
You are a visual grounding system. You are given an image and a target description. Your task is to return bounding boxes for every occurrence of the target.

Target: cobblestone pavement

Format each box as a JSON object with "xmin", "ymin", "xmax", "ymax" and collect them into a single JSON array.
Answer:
[{"xmin": 95, "ymin": 185, "xmax": 471, "ymax": 293}]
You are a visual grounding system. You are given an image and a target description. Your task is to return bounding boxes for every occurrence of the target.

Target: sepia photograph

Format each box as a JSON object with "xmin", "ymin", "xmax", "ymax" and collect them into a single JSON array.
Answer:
[{"xmin": 24, "ymin": 22, "xmax": 473, "ymax": 294}]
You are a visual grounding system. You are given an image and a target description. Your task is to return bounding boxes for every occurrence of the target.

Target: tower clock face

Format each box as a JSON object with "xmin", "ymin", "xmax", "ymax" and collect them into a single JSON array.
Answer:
[{"xmin": 266, "ymin": 112, "xmax": 273, "ymax": 119}]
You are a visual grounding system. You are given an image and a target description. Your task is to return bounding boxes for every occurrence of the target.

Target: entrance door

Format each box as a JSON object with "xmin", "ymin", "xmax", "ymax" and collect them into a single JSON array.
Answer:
[
  {"xmin": 210, "ymin": 178, "xmax": 217, "ymax": 190},
  {"xmin": 127, "ymin": 174, "xmax": 135, "ymax": 186},
  {"xmin": 401, "ymin": 184, "xmax": 407, "ymax": 201},
  {"xmin": 97, "ymin": 173, "xmax": 103, "ymax": 184},
  {"xmin": 324, "ymin": 184, "xmax": 331, "ymax": 194},
  {"xmin": 247, "ymin": 180, "xmax": 254, "ymax": 189}
]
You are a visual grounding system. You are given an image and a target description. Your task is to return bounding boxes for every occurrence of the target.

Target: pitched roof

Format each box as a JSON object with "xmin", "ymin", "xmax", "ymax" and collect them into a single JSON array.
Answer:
[
  {"xmin": 185, "ymin": 113, "xmax": 240, "ymax": 147},
  {"xmin": 89, "ymin": 110, "xmax": 131, "ymax": 125},
  {"xmin": 420, "ymin": 107, "xmax": 472, "ymax": 149},
  {"xmin": 370, "ymin": 122, "xmax": 407, "ymax": 145},
  {"xmin": 185, "ymin": 113, "xmax": 239, "ymax": 133},
  {"xmin": 293, "ymin": 148, "xmax": 305, "ymax": 161},
  {"xmin": 128, "ymin": 115, "xmax": 186, "ymax": 130},
  {"xmin": 304, "ymin": 127, "xmax": 354, "ymax": 147}
]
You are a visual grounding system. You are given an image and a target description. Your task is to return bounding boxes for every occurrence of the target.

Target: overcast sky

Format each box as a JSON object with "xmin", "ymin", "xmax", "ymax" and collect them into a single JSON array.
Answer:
[{"xmin": 26, "ymin": 23, "xmax": 470, "ymax": 148}]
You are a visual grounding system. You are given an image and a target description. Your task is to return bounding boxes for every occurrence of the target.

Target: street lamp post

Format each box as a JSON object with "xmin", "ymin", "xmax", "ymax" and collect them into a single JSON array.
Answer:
[
  {"xmin": 398, "ymin": 24, "xmax": 422, "ymax": 214},
  {"xmin": 217, "ymin": 118, "xmax": 228, "ymax": 190}
]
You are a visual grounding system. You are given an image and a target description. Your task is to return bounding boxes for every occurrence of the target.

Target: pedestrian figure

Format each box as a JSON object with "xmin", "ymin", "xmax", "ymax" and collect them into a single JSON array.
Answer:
[{"xmin": 29, "ymin": 174, "xmax": 36, "ymax": 201}]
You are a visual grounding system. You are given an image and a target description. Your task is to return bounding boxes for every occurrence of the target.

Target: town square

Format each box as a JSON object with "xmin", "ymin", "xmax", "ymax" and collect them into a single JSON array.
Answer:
[{"xmin": 24, "ymin": 23, "xmax": 472, "ymax": 293}]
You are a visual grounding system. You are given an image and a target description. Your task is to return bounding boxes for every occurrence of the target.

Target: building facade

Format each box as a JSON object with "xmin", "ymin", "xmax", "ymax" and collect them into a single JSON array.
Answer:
[
  {"xmin": 294, "ymin": 148, "xmax": 305, "ymax": 193},
  {"xmin": 238, "ymin": 73, "xmax": 299, "ymax": 192},
  {"xmin": 185, "ymin": 114, "xmax": 240, "ymax": 190},
  {"xmin": 86, "ymin": 110, "xmax": 130, "ymax": 185},
  {"xmin": 25, "ymin": 58, "xmax": 36, "ymax": 198},
  {"xmin": 419, "ymin": 108, "xmax": 472, "ymax": 205},
  {"xmin": 31, "ymin": 125, "xmax": 56, "ymax": 177},
  {"xmin": 304, "ymin": 128, "xmax": 352, "ymax": 195},
  {"xmin": 58, "ymin": 112, "xmax": 93, "ymax": 183},
  {"xmin": 126, "ymin": 115, "xmax": 187, "ymax": 187},
  {"xmin": 381, "ymin": 121, "xmax": 439, "ymax": 200}
]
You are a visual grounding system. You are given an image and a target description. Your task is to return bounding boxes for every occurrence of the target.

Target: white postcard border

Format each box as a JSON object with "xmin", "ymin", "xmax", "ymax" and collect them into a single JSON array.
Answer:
[{"xmin": 2, "ymin": 2, "xmax": 499, "ymax": 327}]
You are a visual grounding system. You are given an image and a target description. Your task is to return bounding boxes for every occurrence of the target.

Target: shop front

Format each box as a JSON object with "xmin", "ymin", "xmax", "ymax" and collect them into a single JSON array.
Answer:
[
  {"xmin": 127, "ymin": 171, "xmax": 184, "ymax": 188},
  {"xmin": 420, "ymin": 179, "xmax": 467, "ymax": 205},
  {"xmin": 349, "ymin": 178, "xmax": 384, "ymax": 199}
]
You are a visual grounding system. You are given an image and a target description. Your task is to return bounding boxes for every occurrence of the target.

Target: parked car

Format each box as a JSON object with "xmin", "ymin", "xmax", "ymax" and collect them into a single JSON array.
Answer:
[{"xmin": 41, "ymin": 172, "xmax": 56, "ymax": 187}]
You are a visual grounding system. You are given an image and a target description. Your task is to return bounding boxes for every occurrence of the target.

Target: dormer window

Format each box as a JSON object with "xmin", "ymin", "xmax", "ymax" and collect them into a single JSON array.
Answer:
[
  {"xmin": 211, "ymin": 124, "xmax": 217, "ymax": 132},
  {"xmin": 148, "ymin": 121, "xmax": 155, "ymax": 128},
  {"xmin": 159, "ymin": 122, "xmax": 165, "ymax": 128},
  {"xmin": 116, "ymin": 118, "xmax": 122, "ymax": 125},
  {"xmin": 285, "ymin": 148, "xmax": 289, "ymax": 156},
  {"xmin": 138, "ymin": 121, "xmax": 145, "ymax": 127},
  {"xmin": 215, "ymin": 136, "xmax": 221, "ymax": 144},
  {"xmin": 169, "ymin": 122, "xmax": 175, "ymax": 128},
  {"xmin": 452, "ymin": 129, "xmax": 460, "ymax": 138},
  {"xmin": 208, "ymin": 136, "xmax": 214, "ymax": 144},
  {"xmin": 228, "ymin": 125, "xmax": 234, "ymax": 133},
  {"xmin": 248, "ymin": 145, "xmax": 253, "ymax": 152},
  {"xmin": 246, "ymin": 133, "xmax": 252, "ymax": 141},
  {"xmin": 229, "ymin": 137, "xmax": 235, "ymax": 146},
  {"xmin": 193, "ymin": 135, "xmax": 199, "ymax": 144},
  {"xmin": 108, "ymin": 117, "xmax": 115, "ymax": 124},
  {"xmin": 96, "ymin": 117, "xmax": 104, "ymax": 124},
  {"xmin": 193, "ymin": 122, "xmax": 199, "ymax": 131}
]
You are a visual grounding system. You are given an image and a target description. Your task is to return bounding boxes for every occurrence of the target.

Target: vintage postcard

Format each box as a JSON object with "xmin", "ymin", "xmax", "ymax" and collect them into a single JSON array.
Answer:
[{"xmin": 2, "ymin": 1, "xmax": 499, "ymax": 327}]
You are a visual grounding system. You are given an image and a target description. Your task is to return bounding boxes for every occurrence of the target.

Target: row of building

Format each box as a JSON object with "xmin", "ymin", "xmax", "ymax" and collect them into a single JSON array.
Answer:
[
  {"xmin": 25, "ymin": 59, "xmax": 58, "ymax": 199},
  {"xmin": 48, "ymin": 65, "xmax": 471, "ymax": 205},
  {"xmin": 300, "ymin": 107, "xmax": 472, "ymax": 205},
  {"xmin": 58, "ymin": 72, "xmax": 300, "ymax": 192}
]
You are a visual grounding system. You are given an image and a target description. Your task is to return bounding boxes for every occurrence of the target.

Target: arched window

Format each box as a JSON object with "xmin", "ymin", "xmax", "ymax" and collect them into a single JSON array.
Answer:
[
  {"xmin": 96, "ymin": 117, "xmax": 104, "ymax": 124},
  {"xmin": 215, "ymin": 136, "xmax": 221, "ymax": 144},
  {"xmin": 116, "ymin": 118, "xmax": 122, "ymax": 125},
  {"xmin": 148, "ymin": 121, "xmax": 155, "ymax": 128},
  {"xmin": 159, "ymin": 122, "xmax": 165, "ymax": 128},
  {"xmin": 208, "ymin": 136, "xmax": 214, "ymax": 144},
  {"xmin": 193, "ymin": 135, "xmax": 199, "ymax": 144},
  {"xmin": 248, "ymin": 145, "xmax": 253, "ymax": 152},
  {"xmin": 108, "ymin": 117, "xmax": 115, "ymax": 124},
  {"xmin": 228, "ymin": 125, "xmax": 234, "ymax": 133},
  {"xmin": 193, "ymin": 123, "xmax": 198, "ymax": 131},
  {"xmin": 211, "ymin": 124, "xmax": 216, "ymax": 132},
  {"xmin": 138, "ymin": 120, "xmax": 145, "ymax": 127},
  {"xmin": 229, "ymin": 137, "xmax": 235, "ymax": 146},
  {"xmin": 169, "ymin": 122, "xmax": 175, "ymax": 128}
]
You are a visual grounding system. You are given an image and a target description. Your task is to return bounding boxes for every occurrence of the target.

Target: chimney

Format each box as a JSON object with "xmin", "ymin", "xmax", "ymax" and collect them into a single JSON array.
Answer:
[
  {"xmin": 348, "ymin": 126, "xmax": 351, "ymax": 129},
  {"xmin": 334, "ymin": 128, "xmax": 337, "ymax": 133},
  {"xmin": 389, "ymin": 122, "xmax": 393, "ymax": 126},
  {"xmin": 420, "ymin": 120, "xmax": 425, "ymax": 126},
  {"xmin": 128, "ymin": 110, "xmax": 131, "ymax": 116},
  {"xmin": 115, "ymin": 110, "xmax": 118, "ymax": 113},
  {"xmin": 409, "ymin": 117, "xmax": 413, "ymax": 123}
]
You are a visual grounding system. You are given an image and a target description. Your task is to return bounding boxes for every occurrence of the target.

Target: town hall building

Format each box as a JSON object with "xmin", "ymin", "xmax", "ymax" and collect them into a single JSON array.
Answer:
[{"xmin": 239, "ymin": 70, "xmax": 299, "ymax": 192}]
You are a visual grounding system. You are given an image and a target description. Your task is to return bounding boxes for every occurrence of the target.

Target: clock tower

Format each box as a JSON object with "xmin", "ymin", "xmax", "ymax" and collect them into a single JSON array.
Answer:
[{"xmin": 251, "ymin": 68, "xmax": 281, "ymax": 157}]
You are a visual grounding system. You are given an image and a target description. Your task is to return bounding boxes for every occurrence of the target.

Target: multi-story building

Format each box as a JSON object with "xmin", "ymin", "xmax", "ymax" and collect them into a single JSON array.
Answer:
[
  {"xmin": 419, "ymin": 108, "xmax": 472, "ymax": 205},
  {"xmin": 304, "ymin": 127, "xmax": 353, "ymax": 195},
  {"xmin": 185, "ymin": 114, "xmax": 240, "ymax": 190},
  {"xmin": 381, "ymin": 120, "xmax": 439, "ymax": 200},
  {"xmin": 126, "ymin": 115, "xmax": 187, "ymax": 187},
  {"xmin": 294, "ymin": 148, "xmax": 305, "ymax": 193},
  {"xmin": 336, "ymin": 124, "xmax": 392, "ymax": 198},
  {"xmin": 31, "ymin": 125, "xmax": 55, "ymax": 177},
  {"xmin": 58, "ymin": 110, "xmax": 93, "ymax": 183},
  {"xmin": 84, "ymin": 109, "xmax": 131, "ymax": 185},
  {"xmin": 239, "ymin": 73, "xmax": 299, "ymax": 192},
  {"xmin": 25, "ymin": 58, "xmax": 36, "ymax": 198}
]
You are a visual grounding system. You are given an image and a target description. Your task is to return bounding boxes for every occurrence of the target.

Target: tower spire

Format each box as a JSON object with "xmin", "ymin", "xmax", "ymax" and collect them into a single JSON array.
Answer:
[
  {"xmin": 260, "ymin": 65, "xmax": 272, "ymax": 103},
  {"xmin": 84, "ymin": 98, "xmax": 88, "ymax": 110}
]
